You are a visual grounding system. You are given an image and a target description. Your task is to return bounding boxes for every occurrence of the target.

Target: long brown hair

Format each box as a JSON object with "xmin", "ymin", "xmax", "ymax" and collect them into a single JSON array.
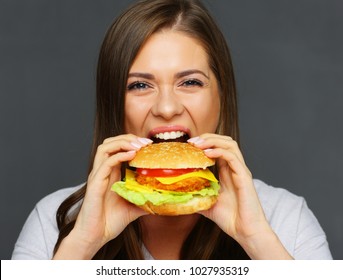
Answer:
[{"xmin": 54, "ymin": 0, "xmax": 249, "ymax": 259}]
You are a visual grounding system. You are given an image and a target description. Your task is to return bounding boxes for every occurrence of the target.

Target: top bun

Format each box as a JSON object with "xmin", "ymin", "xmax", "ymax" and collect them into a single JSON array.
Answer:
[{"xmin": 129, "ymin": 142, "xmax": 215, "ymax": 169}]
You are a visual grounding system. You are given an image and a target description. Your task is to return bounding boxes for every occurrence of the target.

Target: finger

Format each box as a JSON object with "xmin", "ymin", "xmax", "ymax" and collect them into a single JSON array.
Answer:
[
  {"xmin": 189, "ymin": 134, "xmax": 245, "ymax": 164},
  {"xmin": 93, "ymin": 135, "xmax": 152, "ymax": 171},
  {"xmin": 88, "ymin": 150, "xmax": 137, "ymax": 194},
  {"xmin": 102, "ymin": 133, "xmax": 146, "ymax": 144},
  {"xmin": 121, "ymin": 197, "xmax": 150, "ymax": 221},
  {"xmin": 204, "ymin": 148, "xmax": 252, "ymax": 188}
]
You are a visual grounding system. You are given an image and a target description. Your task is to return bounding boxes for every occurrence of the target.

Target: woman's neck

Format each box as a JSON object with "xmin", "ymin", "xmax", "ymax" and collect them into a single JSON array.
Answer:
[{"xmin": 139, "ymin": 214, "xmax": 200, "ymax": 259}]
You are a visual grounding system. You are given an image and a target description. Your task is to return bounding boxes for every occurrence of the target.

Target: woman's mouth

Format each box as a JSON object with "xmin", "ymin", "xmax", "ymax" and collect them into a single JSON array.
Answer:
[
  {"xmin": 148, "ymin": 126, "xmax": 191, "ymax": 143},
  {"xmin": 151, "ymin": 131, "xmax": 190, "ymax": 143}
]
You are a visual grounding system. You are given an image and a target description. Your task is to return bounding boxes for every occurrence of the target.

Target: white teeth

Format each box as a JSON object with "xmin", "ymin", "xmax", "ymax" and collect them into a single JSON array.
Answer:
[{"xmin": 154, "ymin": 131, "xmax": 185, "ymax": 140}]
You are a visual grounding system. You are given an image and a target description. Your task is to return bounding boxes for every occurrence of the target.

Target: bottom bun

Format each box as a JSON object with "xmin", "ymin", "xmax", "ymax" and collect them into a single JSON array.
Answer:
[{"xmin": 138, "ymin": 195, "xmax": 217, "ymax": 216}]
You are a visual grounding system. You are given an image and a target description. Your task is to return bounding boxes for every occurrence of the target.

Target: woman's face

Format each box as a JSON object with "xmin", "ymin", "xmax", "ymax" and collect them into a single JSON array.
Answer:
[{"xmin": 124, "ymin": 30, "xmax": 220, "ymax": 141}]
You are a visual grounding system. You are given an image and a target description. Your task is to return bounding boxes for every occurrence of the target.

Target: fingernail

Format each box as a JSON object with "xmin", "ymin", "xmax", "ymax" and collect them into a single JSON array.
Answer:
[
  {"xmin": 138, "ymin": 137, "xmax": 153, "ymax": 145},
  {"xmin": 131, "ymin": 142, "xmax": 143, "ymax": 149},
  {"xmin": 204, "ymin": 148, "xmax": 213, "ymax": 153},
  {"xmin": 188, "ymin": 137, "xmax": 204, "ymax": 145},
  {"xmin": 187, "ymin": 136, "xmax": 199, "ymax": 143}
]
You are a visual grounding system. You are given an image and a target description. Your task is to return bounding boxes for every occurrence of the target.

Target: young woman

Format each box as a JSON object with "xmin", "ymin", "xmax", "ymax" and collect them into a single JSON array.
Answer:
[{"xmin": 12, "ymin": 0, "xmax": 332, "ymax": 260}]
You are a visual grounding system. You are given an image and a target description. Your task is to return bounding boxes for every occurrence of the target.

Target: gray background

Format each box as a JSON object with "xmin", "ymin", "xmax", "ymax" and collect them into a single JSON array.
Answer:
[{"xmin": 1, "ymin": 0, "xmax": 342, "ymax": 259}]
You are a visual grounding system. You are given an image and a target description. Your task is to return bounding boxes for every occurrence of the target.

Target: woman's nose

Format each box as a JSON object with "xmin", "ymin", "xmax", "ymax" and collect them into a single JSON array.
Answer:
[{"xmin": 151, "ymin": 86, "xmax": 184, "ymax": 120}]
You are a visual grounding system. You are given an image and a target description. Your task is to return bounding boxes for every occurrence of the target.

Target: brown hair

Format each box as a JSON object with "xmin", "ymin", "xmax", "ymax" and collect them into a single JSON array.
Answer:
[{"xmin": 54, "ymin": 0, "xmax": 249, "ymax": 259}]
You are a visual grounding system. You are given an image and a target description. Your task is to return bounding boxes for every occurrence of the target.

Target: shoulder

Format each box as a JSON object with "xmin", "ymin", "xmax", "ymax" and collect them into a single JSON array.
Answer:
[
  {"xmin": 253, "ymin": 179, "xmax": 332, "ymax": 259},
  {"xmin": 32, "ymin": 183, "xmax": 85, "ymax": 231},
  {"xmin": 11, "ymin": 184, "xmax": 84, "ymax": 260},
  {"xmin": 35, "ymin": 184, "xmax": 84, "ymax": 213},
  {"xmin": 253, "ymin": 178, "xmax": 307, "ymax": 232},
  {"xmin": 253, "ymin": 179, "xmax": 305, "ymax": 215}
]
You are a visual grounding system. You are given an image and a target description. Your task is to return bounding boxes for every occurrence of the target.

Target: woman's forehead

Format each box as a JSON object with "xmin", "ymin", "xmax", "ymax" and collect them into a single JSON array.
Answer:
[{"xmin": 129, "ymin": 30, "xmax": 210, "ymax": 74}]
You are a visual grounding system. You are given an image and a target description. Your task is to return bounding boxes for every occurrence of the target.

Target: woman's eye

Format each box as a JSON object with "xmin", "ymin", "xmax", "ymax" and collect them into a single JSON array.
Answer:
[
  {"xmin": 127, "ymin": 81, "xmax": 149, "ymax": 91},
  {"xmin": 181, "ymin": 79, "xmax": 204, "ymax": 87}
]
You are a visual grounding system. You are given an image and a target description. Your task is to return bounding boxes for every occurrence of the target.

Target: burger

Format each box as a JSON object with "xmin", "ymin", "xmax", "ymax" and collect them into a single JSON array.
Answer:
[{"xmin": 111, "ymin": 142, "xmax": 220, "ymax": 215}]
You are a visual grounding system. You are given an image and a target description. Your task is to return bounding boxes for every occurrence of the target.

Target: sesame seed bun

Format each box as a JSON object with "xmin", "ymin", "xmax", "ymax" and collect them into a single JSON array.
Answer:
[{"xmin": 129, "ymin": 142, "xmax": 215, "ymax": 169}]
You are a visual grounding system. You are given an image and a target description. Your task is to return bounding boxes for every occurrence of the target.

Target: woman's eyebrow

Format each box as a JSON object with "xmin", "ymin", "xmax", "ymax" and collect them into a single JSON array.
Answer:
[
  {"xmin": 128, "ymin": 70, "xmax": 209, "ymax": 80},
  {"xmin": 175, "ymin": 69, "xmax": 209, "ymax": 79},
  {"xmin": 128, "ymin": 72, "xmax": 155, "ymax": 80}
]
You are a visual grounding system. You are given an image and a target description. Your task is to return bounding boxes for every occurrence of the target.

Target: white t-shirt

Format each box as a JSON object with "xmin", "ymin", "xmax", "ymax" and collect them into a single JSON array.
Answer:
[{"xmin": 11, "ymin": 179, "xmax": 332, "ymax": 260}]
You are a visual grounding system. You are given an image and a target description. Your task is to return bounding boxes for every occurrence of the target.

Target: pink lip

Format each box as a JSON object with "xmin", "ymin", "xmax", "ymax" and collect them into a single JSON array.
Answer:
[{"xmin": 148, "ymin": 125, "xmax": 191, "ymax": 138}]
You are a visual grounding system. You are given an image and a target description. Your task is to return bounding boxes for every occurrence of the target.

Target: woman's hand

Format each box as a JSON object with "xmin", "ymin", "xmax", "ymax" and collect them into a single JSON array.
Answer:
[
  {"xmin": 53, "ymin": 134, "xmax": 152, "ymax": 259},
  {"xmin": 188, "ymin": 134, "xmax": 293, "ymax": 259}
]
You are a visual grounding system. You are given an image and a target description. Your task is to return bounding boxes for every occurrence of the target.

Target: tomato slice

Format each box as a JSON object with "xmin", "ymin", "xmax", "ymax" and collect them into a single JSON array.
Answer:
[{"xmin": 136, "ymin": 168, "xmax": 197, "ymax": 177}]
